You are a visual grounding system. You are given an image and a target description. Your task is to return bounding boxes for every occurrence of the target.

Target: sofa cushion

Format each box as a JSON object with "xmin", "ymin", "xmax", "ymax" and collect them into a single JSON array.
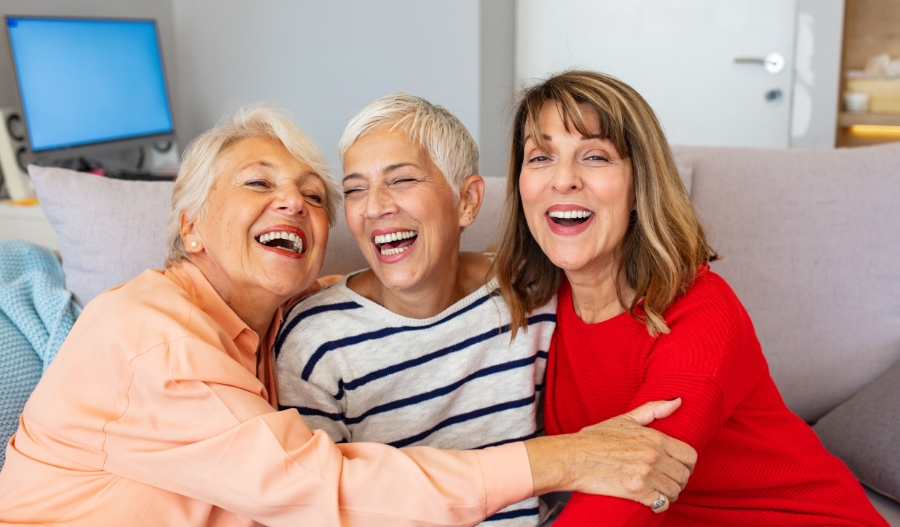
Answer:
[
  {"xmin": 814, "ymin": 358, "xmax": 900, "ymax": 503},
  {"xmin": 866, "ymin": 488, "xmax": 900, "ymax": 526},
  {"xmin": 29, "ymin": 166, "xmax": 174, "ymax": 307},
  {"xmin": 679, "ymin": 142, "xmax": 900, "ymax": 421}
]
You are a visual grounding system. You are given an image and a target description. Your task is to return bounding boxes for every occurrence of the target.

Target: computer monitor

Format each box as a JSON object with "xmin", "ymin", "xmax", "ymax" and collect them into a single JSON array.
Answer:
[{"xmin": 5, "ymin": 16, "xmax": 175, "ymax": 164}]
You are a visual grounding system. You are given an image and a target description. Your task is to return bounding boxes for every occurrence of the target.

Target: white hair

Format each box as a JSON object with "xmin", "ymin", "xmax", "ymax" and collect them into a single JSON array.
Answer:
[
  {"xmin": 165, "ymin": 104, "xmax": 340, "ymax": 267},
  {"xmin": 338, "ymin": 93, "xmax": 479, "ymax": 199}
]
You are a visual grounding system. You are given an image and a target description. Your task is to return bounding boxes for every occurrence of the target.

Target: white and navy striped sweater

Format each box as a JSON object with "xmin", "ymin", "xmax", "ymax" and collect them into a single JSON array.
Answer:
[{"xmin": 275, "ymin": 273, "xmax": 556, "ymax": 526}]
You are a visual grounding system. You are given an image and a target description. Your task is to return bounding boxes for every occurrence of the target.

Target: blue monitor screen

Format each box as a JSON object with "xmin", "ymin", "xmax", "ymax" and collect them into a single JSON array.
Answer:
[{"xmin": 6, "ymin": 17, "xmax": 173, "ymax": 153}]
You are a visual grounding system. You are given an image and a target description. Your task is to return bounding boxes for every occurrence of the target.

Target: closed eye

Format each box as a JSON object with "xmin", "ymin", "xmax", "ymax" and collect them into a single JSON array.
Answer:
[
  {"xmin": 389, "ymin": 177, "xmax": 418, "ymax": 186},
  {"xmin": 245, "ymin": 179, "xmax": 271, "ymax": 188}
]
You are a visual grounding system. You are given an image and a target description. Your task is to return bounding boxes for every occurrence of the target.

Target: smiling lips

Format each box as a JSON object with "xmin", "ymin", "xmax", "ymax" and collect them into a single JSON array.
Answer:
[
  {"xmin": 548, "ymin": 208, "xmax": 593, "ymax": 227},
  {"xmin": 545, "ymin": 206, "xmax": 595, "ymax": 235},
  {"xmin": 256, "ymin": 230, "xmax": 304, "ymax": 254},
  {"xmin": 548, "ymin": 209, "xmax": 593, "ymax": 224},
  {"xmin": 373, "ymin": 230, "xmax": 418, "ymax": 256}
]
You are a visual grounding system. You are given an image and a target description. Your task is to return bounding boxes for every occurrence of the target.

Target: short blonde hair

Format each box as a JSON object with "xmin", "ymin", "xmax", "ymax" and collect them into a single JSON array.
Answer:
[
  {"xmin": 338, "ymin": 93, "xmax": 478, "ymax": 199},
  {"xmin": 165, "ymin": 105, "xmax": 340, "ymax": 267},
  {"xmin": 495, "ymin": 70, "xmax": 717, "ymax": 337}
]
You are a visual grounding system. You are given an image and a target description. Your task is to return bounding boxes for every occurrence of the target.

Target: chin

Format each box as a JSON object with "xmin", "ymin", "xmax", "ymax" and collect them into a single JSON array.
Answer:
[
  {"xmin": 373, "ymin": 265, "xmax": 421, "ymax": 292},
  {"xmin": 545, "ymin": 251, "xmax": 593, "ymax": 273}
]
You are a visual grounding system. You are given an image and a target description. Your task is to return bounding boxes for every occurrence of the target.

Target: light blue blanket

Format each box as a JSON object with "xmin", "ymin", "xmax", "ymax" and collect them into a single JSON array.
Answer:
[{"xmin": 0, "ymin": 240, "xmax": 80, "ymax": 469}]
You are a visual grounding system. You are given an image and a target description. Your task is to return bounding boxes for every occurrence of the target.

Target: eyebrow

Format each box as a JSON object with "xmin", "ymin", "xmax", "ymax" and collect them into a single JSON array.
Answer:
[
  {"xmin": 238, "ymin": 160, "xmax": 277, "ymax": 172},
  {"xmin": 342, "ymin": 162, "xmax": 416, "ymax": 183}
]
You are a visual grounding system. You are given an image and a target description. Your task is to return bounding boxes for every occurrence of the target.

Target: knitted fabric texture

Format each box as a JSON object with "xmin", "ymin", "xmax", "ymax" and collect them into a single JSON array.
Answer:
[{"xmin": 0, "ymin": 240, "xmax": 81, "ymax": 469}]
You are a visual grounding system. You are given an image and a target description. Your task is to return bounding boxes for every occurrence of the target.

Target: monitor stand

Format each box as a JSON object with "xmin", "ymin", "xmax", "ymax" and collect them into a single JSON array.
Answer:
[{"xmin": 64, "ymin": 157, "xmax": 176, "ymax": 181}]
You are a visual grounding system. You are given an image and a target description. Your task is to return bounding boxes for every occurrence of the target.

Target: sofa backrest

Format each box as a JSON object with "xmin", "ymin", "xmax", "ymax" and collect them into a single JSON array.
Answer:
[{"xmin": 673, "ymin": 143, "xmax": 900, "ymax": 422}]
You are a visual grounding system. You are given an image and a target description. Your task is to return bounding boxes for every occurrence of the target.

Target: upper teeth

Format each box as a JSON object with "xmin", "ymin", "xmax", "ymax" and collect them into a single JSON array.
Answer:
[
  {"xmin": 373, "ymin": 230, "xmax": 417, "ymax": 245},
  {"xmin": 548, "ymin": 210, "xmax": 592, "ymax": 219},
  {"xmin": 258, "ymin": 231, "xmax": 303, "ymax": 253}
]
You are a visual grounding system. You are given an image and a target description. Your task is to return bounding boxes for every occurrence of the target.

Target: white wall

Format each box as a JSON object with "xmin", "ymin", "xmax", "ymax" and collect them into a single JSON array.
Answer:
[
  {"xmin": 478, "ymin": 0, "xmax": 516, "ymax": 179},
  {"xmin": 171, "ymin": 0, "xmax": 517, "ymax": 176},
  {"xmin": 0, "ymin": 0, "xmax": 843, "ymax": 170},
  {"xmin": 0, "ymin": 0, "xmax": 517, "ymax": 178}
]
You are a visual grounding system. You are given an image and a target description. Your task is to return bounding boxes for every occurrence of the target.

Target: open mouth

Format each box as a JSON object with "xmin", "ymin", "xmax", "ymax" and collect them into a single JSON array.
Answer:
[
  {"xmin": 548, "ymin": 210, "xmax": 593, "ymax": 227},
  {"xmin": 256, "ymin": 231, "xmax": 304, "ymax": 254},
  {"xmin": 373, "ymin": 230, "xmax": 418, "ymax": 256}
]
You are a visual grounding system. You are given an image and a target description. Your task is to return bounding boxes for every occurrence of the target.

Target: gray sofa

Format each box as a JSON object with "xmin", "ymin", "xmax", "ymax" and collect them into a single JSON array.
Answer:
[{"xmin": 27, "ymin": 141, "xmax": 900, "ymax": 524}]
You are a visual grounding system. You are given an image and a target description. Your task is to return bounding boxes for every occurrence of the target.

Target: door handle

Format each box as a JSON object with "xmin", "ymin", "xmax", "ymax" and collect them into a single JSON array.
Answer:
[{"xmin": 734, "ymin": 52, "xmax": 785, "ymax": 74}]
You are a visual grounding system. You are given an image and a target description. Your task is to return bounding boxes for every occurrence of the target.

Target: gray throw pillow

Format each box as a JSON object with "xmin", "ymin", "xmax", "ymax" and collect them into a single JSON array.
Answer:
[
  {"xmin": 814, "ymin": 358, "xmax": 900, "ymax": 503},
  {"xmin": 29, "ymin": 166, "xmax": 173, "ymax": 307}
]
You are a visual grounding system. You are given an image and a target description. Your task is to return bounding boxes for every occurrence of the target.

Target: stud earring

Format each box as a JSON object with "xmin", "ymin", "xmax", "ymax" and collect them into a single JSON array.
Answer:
[{"xmin": 190, "ymin": 241, "xmax": 198, "ymax": 248}]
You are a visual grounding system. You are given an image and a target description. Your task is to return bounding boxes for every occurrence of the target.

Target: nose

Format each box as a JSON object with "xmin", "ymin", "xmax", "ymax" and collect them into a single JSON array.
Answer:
[
  {"xmin": 550, "ymin": 157, "xmax": 583, "ymax": 193},
  {"xmin": 364, "ymin": 183, "xmax": 398, "ymax": 219},
  {"xmin": 273, "ymin": 184, "xmax": 307, "ymax": 217}
]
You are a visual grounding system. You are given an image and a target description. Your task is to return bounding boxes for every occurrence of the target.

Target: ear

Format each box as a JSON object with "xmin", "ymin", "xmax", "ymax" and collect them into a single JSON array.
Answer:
[
  {"xmin": 457, "ymin": 174, "xmax": 485, "ymax": 227},
  {"xmin": 179, "ymin": 211, "xmax": 203, "ymax": 254}
]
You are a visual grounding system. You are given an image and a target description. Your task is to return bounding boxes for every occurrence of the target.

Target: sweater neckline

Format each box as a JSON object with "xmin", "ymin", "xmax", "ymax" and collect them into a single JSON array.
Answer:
[{"xmin": 334, "ymin": 270, "xmax": 501, "ymax": 326}]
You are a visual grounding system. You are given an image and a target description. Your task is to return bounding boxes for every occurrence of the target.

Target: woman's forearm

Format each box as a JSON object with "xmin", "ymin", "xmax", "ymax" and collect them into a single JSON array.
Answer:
[{"xmin": 524, "ymin": 399, "xmax": 695, "ymax": 511}]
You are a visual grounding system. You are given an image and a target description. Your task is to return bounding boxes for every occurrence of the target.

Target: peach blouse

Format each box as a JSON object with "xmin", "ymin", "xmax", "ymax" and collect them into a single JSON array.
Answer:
[{"xmin": 0, "ymin": 262, "xmax": 531, "ymax": 526}]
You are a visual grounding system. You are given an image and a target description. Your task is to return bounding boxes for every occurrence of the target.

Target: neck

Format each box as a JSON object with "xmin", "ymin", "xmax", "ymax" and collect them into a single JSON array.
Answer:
[
  {"xmin": 352, "ymin": 252, "xmax": 492, "ymax": 319},
  {"xmin": 189, "ymin": 258, "xmax": 281, "ymax": 339},
  {"xmin": 566, "ymin": 258, "xmax": 633, "ymax": 324},
  {"xmin": 225, "ymin": 295, "xmax": 279, "ymax": 340}
]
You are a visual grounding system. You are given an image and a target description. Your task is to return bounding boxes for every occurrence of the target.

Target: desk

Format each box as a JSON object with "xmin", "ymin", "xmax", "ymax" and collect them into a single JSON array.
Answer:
[{"xmin": 0, "ymin": 201, "xmax": 58, "ymax": 250}]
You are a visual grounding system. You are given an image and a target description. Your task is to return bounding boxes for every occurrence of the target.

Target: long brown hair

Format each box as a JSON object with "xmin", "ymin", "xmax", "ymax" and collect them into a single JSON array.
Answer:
[{"xmin": 494, "ymin": 70, "xmax": 717, "ymax": 336}]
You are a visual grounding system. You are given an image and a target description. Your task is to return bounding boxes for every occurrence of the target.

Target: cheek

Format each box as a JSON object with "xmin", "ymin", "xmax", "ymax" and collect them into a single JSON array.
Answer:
[
  {"xmin": 517, "ymin": 174, "xmax": 542, "ymax": 216},
  {"xmin": 312, "ymin": 210, "xmax": 330, "ymax": 240},
  {"xmin": 519, "ymin": 174, "xmax": 544, "ymax": 230},
  {"xmin": 343, "ymin": 202, "xmax": 367, "ymax": 239}
]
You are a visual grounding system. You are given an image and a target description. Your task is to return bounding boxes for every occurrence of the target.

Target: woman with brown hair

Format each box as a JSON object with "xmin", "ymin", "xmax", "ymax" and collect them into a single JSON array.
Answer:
[{"xmin": 495, "ymin": 70, "xmax": 886, "ymax": 526}]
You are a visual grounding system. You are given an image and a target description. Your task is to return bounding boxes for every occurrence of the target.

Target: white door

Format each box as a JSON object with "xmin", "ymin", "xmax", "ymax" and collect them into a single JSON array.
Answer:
[{"xmin": 516, "ymin": 0, "xmax": 798, "ymax": 148}]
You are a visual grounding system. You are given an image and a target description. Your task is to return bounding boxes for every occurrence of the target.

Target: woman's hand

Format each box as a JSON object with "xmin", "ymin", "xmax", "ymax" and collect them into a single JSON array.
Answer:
[{"xmin": 523, "ymin": 399, "xmax": 696, "ymax": 513}]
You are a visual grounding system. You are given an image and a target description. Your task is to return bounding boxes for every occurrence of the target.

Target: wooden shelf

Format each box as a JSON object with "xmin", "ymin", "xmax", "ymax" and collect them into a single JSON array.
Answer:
[
  {"xmin": 836, "ymin": 0, "xmax": 900, "ymax": 147},
  {"xmin": 838, "ymin": 112, "xmax": 900, "ymax": 127}
]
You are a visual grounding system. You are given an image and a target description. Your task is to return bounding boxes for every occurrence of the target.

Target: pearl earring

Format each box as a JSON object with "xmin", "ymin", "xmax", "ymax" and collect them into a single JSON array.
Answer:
[{"xmin": 190, "ymin": 241, "xmax": 198, "ymax": 248}]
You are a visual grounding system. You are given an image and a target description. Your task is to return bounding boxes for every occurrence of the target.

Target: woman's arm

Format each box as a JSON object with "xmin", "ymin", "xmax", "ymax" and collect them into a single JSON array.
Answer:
[
  {"xmin": 102, "ymin": 336, "xmax": 530, "ymax": 527},
  {"xmin": 526, "ymin": 398, "xmax": 695, "ymax": 508},
  {"xmin": 101, "ymin": 337, "xmax": 694, "ymax": 527}
]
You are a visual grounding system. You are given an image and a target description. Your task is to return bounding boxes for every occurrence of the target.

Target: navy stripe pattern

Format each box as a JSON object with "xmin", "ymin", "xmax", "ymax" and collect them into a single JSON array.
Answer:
[{"xmin": 276, "ymin": 274, "xmax": 556, "ymax": 527}]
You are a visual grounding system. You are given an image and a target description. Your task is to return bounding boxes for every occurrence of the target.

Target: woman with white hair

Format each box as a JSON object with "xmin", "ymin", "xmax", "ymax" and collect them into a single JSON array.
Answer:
[{"xmin": 0, "ymin": 105, "xmax": 695, "ymax": 527}]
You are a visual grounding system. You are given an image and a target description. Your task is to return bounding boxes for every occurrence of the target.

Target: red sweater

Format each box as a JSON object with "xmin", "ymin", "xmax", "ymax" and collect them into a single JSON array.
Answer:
[{"xmin": 544, "ymin": 269, "xmax": 887, "ymax": 527}]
